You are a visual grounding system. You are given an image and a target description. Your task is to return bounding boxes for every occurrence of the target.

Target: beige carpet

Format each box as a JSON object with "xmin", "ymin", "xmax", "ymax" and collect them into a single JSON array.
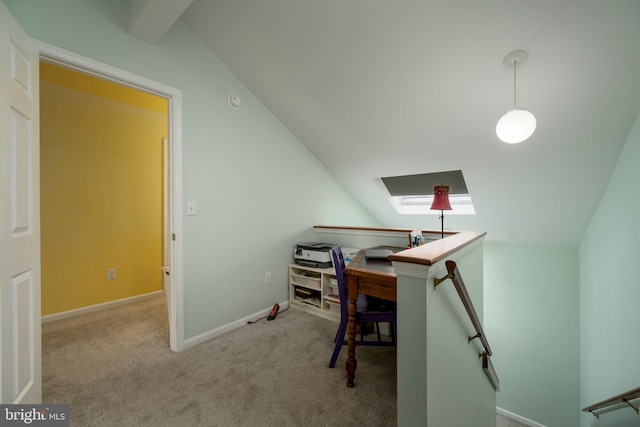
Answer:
[{"xmin": 42, "ymin": 295, "xmax": 396, "ymax": 426}]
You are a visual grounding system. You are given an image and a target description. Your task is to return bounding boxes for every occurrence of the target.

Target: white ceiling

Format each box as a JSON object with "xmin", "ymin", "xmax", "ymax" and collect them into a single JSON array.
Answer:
[
  {"xmin": 127, "ymin": 0, "xmax": 193, "ymax": 43},
  {"xmin": 131, "ymin": 0, "xmax": 640, "ymax": 247}
]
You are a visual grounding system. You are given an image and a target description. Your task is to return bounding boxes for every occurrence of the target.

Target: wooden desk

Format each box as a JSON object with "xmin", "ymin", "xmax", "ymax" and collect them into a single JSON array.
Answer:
[{"xmin": 344, "ymin": 246, "xmax": 402, "ymax": 387}]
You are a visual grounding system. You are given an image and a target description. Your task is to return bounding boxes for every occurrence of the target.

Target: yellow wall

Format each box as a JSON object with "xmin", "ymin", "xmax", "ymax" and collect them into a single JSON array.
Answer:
[{"xmin": 40, "ymin": 62, "xmax": 168, "ymax": 315}]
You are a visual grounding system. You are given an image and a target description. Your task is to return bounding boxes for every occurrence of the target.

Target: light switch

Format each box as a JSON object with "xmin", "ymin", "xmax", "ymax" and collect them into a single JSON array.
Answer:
[{"xmin": 187, "ymin": 201, "xmax": 197, "ymax": 216}]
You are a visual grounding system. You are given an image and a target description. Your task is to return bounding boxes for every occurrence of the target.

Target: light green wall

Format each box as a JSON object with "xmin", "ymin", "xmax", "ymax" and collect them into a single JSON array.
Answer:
[
  {"xmin": 579, "ymin": 112, "xmax": 640, "ymax": 427},
  {"xmin": 10, "ymin": 3, "xmax": 636, "ymax": 425},
  {"xmin": 484, "ymin": 241, "xmax": 580, "ymax": 427},
  {"xmin": 3, "ymin": 0, "xmax": 380, "ymax": 338}
]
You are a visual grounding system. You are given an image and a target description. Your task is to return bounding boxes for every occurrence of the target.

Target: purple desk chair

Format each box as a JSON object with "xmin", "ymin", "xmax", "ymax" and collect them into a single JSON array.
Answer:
[{"xmin": 328, "ymin": 245, "xmax": 397, "ymax": 368}]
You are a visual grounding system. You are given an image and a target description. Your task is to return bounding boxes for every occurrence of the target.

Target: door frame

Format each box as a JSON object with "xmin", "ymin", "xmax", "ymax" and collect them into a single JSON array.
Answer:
[{"xmin": 35, "ymin": 40, "xmax": 185, "ymax": 352}]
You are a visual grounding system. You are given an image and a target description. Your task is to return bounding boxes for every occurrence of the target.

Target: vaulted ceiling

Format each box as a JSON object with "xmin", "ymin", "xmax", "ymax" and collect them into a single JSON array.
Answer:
[{"xmin": 128, "ymin": 0, "xmax": 640, "ymax": 247}]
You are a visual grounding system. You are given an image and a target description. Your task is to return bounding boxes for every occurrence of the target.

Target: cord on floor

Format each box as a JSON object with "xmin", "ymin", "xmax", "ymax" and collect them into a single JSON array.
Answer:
[{"xmin": 247, "ymin": 306, "xmax": 288, "ymax": 324}]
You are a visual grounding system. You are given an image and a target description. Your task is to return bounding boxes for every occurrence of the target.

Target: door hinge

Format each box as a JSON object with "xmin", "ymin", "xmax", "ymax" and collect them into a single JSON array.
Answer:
[{"xmin": 172, "ymin": 233, "xmax": 176, "ymax": 241}]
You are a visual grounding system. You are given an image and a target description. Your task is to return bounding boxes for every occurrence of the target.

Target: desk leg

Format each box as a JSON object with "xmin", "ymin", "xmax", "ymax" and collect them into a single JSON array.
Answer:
[{"xmin": 346, "ymin": 275, "xmax": 357, "ymax": 387}]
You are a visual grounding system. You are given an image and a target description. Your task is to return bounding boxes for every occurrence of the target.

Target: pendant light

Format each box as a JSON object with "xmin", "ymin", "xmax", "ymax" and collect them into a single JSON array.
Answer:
[{"xmin": 496, "ymin": 50, "xmax": 536, "ymax": 144}]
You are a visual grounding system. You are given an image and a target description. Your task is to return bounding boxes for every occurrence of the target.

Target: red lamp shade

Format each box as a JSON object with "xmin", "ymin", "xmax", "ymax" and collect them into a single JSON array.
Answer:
[{"xmin": 430, "ymin": 185, "xmax": 452, "ymax": 211}]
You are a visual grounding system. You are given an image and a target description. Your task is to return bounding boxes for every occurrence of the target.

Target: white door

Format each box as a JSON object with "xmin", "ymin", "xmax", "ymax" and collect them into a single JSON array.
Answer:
[
  {"xmin": 0, "ymin": 5, "xmax": 41, "ymax": 403},
  {"xmin": 161, "ymin": 137, "xmax": 177, "ymax": 349}
]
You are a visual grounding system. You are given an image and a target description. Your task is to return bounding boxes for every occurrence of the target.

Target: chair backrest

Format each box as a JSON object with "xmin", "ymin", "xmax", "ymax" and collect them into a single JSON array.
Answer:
[{"xmin": 330, "ymin": 245, "xmax": 350, "ymax": 319}]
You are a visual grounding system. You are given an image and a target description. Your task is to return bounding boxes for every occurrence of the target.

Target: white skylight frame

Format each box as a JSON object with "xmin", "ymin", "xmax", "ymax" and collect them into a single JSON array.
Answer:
[
  {"xmin": 389, "ymin": 194, "xmax": 476, "ymax": 215},
  {"xmin": 381, "ymin": 170, "xmax": 476, "ymax": 215}
]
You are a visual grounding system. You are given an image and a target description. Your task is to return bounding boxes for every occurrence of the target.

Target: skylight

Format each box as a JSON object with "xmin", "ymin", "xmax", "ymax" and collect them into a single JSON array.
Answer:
[
  {"xmin": 381, "ymin": 170, "xmax": 476, "ymax": 215},
  {"xmin": 389, "ymin": 194, "xmax": 475, "ymax": 215}
]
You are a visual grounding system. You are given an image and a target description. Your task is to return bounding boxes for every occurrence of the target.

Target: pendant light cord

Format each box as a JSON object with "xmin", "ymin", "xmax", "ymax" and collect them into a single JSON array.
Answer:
[{"xmin": 513, "ymin": 59, "xmax": 518, "ymax": 109}]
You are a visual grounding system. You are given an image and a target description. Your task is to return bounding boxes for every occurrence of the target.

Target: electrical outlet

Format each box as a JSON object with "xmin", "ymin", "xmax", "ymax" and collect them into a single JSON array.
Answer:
[
  {"xmin": 265, "ymin": 272, "xmax": 272, "ymax": 286},
  {"xmin": 106, "ymin": 268, "xmax": 116, "ymax": 280}
]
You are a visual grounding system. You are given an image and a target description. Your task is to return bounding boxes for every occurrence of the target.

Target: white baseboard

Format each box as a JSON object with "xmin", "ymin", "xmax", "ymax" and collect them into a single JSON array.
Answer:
[
  {"xmin": 497, "ymin": 407, "xmax": 547, "ymax": 427},
  {"xmin": 41, "ymin": 291, "xmax": 164, "ymax": 324},
  {"xmin": 184, "ymin": 300, "xmax": 290, "ymax": 350}
]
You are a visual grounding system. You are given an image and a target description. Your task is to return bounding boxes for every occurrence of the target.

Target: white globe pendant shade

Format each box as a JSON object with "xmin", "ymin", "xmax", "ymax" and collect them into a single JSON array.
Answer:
[{"xmin": 496, "ymin": 108, "xmax": 537, "ymax": 144}]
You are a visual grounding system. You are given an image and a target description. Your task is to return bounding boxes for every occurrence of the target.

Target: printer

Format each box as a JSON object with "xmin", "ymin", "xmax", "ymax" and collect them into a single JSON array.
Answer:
[{"xmin": 293, "ymin": 242, "xmax": 336, "ymax": 268}]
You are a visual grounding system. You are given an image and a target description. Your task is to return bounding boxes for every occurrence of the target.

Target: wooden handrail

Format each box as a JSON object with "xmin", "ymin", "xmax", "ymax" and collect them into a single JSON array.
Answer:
[
  {"xmin": 313, "ymin": 225, "xmax": 457, "ymax": 236},
  {"xmin": 434, "ymin": 260, "xmax": 499, "ymax": 391},
  {"xmin": 481, "ymin": 352, "xmax": 499, "ymax": 392},
  {"xmin": 582, "ymin": 386, "xmax": 640, "ymax": 419},
  {"xmin": 435, "ymin": 260, "xmax": 492, "ymax": 356}
]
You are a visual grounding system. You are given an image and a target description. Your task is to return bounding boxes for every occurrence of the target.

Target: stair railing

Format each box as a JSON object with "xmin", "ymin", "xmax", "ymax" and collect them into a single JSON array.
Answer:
[
  {"xmin": 582, "ymin": 386, "xmax": 640, "ymax": 420},
  {"xmin": 434, "ymin": 260, "xmax": 499, "ymax": 391}
]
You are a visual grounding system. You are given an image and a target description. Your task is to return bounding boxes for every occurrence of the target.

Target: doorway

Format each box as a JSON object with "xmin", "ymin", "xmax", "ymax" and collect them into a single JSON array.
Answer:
[{"xmin": 36, "ymin": 42, "xmax": 184, "ymax": 351}]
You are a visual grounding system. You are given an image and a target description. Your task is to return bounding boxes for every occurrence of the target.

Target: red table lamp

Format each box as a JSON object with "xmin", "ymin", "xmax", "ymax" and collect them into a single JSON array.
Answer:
[{"xmin": 430, "ymin": 185, "xmax": 452, "ymax": 238}]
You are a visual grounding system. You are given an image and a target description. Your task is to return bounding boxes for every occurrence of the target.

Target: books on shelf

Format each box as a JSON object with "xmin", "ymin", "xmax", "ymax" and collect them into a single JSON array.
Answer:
[
  {"xmin": 324, "ymin": 294, "xmax": 339, "ymax": 303},
  {"xmin": 301, "ymin": 297, "xmax": 320, "ymax": 307},
  {"xmin": 294, "ymin": 286, "xmax": 321, "ymax": 306},
  {"xmin": 294, "ymin": 287, "xmax": 312, "ymax": 298}
]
